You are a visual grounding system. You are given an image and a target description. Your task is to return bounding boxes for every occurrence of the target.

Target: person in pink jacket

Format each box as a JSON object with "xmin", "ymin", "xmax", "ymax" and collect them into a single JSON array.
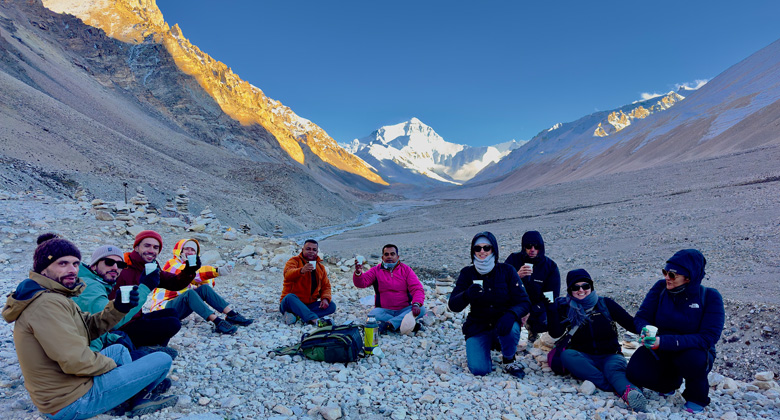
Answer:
[{"xmin": 353, "ymin": 244, "xmax": 426, "ymax": 333}]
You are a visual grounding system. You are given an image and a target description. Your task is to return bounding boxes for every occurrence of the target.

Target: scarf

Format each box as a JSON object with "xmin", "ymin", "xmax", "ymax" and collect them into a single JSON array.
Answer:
[
  {"xmin": 566, "ymin": 291, "xmax": 599, "ymax": 327},
  {"xmin": 473, "ymin": 254, "xmax": 495, "ymax": 275}
]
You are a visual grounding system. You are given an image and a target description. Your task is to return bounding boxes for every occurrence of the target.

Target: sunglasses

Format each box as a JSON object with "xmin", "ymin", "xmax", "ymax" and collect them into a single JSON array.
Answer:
[
  {"xmin": 101, "ymin": 258, "xmax": 127, "ymax": 269},
  {"xmin": 524, "ymin": 244, "xmax": 540, "ymax": 250},
  {"xmin": 662, "ymin": 269, "xmax": 684, "ymax": 281},
  {"xmin": 472, "ymin": 245, "xmax": 493, "ymax": 252},
  {"xmin": 570, "ymin": 283, "xmax": 592, "ymax": 291}
]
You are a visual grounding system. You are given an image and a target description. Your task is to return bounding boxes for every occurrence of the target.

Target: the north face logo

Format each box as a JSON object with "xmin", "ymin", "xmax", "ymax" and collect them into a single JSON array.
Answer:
[{"xmin": 689, "ymin": 303, "xmax": 700, "ymax": 309}]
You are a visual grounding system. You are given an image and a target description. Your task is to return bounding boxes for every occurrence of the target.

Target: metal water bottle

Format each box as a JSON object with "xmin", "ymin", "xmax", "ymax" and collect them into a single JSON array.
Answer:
[{"xmin": 364, "ymin": 316, "xmax": 379, "ymax": 354}]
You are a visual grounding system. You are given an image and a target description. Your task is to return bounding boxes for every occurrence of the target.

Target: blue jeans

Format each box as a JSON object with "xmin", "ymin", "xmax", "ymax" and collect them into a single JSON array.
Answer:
[
  {"xmin": 369, "ymin": 306, "xmax": 427, "ymax": 329},
  {"xmin": 465, "ymin": 322, "xmax": 521, "ymax": 376},
  {"xmin": 280, "ymin": 294, "xmax": 337, "ymax": 323},
  {"xmin": 45, "ymin": 345, "xmax": 172, "ymax": 420},
  {"xmin": 562, "ymin": 349, "xmax": 634, "ymax": 393},
  {"xmin": 165, "ymin": 285, "xmax": 230, "ymax": 320}
]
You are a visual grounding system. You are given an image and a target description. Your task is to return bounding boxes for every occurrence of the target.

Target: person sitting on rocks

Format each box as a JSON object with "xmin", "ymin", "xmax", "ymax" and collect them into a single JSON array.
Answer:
[
  {"xmin": 353, "ymin": 244, "xmax": 426, "ymax": 334},
  {"xmin": 448, "ymin": 232, "xmax": 531, "ymax": 378},
  {"xmin": 547, "ymin": 269, "xmax": 647, "ymax": 412},
  {"xmin": 112, "ymin": 230, "xmax": 199, "ymax": 347},
  {"xmin": 280, "ymin": 239, "xmax": 336, "ymax": 326},
  {"xmin": 504, "ymin": 230, "xmax": 560, "ymax": 343},
  {"xmin": 626, "ymin": 249, "xmax": 724, "ymax": 414},
  {"xmin": 150, "ymin": 239, "xmax": 253, "ymax": 335},
  {"xmin": 2, "ymin": 233, "xmax": 177, "ymax": 419},
  {"xmin": 74, "ymin": 243, "xmax": 178, "ymax": 360}
]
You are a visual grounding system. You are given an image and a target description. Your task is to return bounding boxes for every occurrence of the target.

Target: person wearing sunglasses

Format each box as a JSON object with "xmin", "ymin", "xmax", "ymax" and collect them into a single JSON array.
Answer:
[
  {"xmin": 75, "ymin": 245, "xmax": 179, "ymax": 362},
  {"xmin": 546, "ymin": 269, "xmax": 647, "ymax": 412},
  {"xmin": 448, "ymin": 232, "xmax": 530, "ymax": 378},
  {"xmin": 504, "ymin": 231, "xmax": 560, "ymax": 344},
  {"xmin": 626, "ymin": 249, "xmax": 724, "ymax": 414}
]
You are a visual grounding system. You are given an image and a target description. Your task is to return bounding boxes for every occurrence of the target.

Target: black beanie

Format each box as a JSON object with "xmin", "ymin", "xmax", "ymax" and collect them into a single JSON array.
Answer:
[
  {"xmin": 33, "ymin": 233, "xmax": 81, "ymax": 273},
  {"xmin": 566, "ymin": 268, "xmax": 594, "ymax": 293}
]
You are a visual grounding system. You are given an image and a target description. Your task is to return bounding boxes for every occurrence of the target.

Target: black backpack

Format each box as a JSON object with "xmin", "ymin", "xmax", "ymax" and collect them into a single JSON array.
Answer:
[{"xmin": 270, "ymin": 324, "xmax": 365, "ymax": 364}]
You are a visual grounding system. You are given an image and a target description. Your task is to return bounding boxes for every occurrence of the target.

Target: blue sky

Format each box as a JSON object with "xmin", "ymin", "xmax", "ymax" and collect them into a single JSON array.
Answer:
[{"xmin": 157, "ymin": 1, "xmax": 779, "ymax": 147}]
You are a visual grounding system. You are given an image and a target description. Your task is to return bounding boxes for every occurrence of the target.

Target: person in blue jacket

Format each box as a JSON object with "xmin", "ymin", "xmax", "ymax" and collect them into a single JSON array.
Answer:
[
  {"xmin": 448, "ymin": 232, "xmax": 531, "ymax": 378},
  {"xmin": 547, "ymin": 269, "xmax": 647, "ymax": 412},
  {"xmin": 504, "ymin": 231, "xmax": 560, "ymax": 342},
  {"xmin": 626, "ymin": 249, "xmax": 724, "ymax": 414}
]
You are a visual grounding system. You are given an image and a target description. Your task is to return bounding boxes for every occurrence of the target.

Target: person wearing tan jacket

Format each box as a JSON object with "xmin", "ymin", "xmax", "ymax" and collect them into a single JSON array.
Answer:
[
  {"xmin": 2, "ymin": 234, "xmax": 176, "ymax": 419},
  {"xmin": 280, "ymin": 239, "xmax": 336, "ymax": 326}
]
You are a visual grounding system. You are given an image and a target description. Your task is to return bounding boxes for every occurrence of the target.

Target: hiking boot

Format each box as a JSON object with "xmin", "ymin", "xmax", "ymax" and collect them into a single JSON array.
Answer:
[
  {"xmin": 151, "ymin": 378, "xmax": 172, "ymax": 395},
  {"xmin": 684, "ymin": 401, "xmax": 705, "ymax": 414},
  {"xmin": 413, "ymin": 323, "xmax": 424, "ymax": 333},
  {"xmin": 316, "ymin": 317, "xmax": 333, "ymax": 328},
  {"xmin": 282, "ymin": 312, "xmax": 298, "ymax": 325},
  {"xmin": 501, "ymin": 358, "xmax": 526, "ymax": 379},
  {"xmin": 226, "ymin": 311, "xmax": 254, "ymax": 326},
  {"xmin": 378, "ymin": 321, "xmax": 394, "ymax": 335},
  {"xmin": 106, "ymin": 401, "xmax": 130, "ymax": 416},
  {"xmin": 126, "ymin": 393, "xmax": 178, "ymax": 417},
  {"xmin": 213, "ymin": 318, "xmax": 238, "ymax": 335},
  {"xmin": 130, "ymin": 345, "xmax": 179, "ymax": 361},
  {"xmin": 622, "ymin": 386, "xmax": 647, "ymax": 412},
  {"xmin": 527, "ymin": 332, "xmax": 539, "ymax": 343}
]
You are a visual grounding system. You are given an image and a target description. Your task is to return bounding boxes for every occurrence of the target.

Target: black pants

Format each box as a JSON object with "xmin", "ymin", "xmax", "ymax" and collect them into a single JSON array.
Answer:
[
  {"xmin": 626, "ymin": 345, "xmax": 714, "ymax": 406},
  {"xmin": 119, "ymin": 308, "xmax": 182, "ymax": 347}
]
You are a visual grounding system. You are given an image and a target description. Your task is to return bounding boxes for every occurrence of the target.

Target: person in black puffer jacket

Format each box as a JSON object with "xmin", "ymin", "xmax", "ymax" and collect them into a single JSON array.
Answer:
[
  {"xmin": 626, "ymin": 249, "xmax": 724, "ymax": 414},
  {"xmin": 448, "ymin": 232, "xmax": 531, "ymax": 378},
  {"xmin": 547, "ymin": 269, "xmax": 647, "ymax": 412},
  {"xmin": 504, "ymin": 231, "xmax": 560, "ymax": 342}
]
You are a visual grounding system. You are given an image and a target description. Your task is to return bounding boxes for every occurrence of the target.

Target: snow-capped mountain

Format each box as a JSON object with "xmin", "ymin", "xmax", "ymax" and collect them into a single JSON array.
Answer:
[{"xmin": 343, "ymin": 118, "xmax": 524, "ymax": 186}]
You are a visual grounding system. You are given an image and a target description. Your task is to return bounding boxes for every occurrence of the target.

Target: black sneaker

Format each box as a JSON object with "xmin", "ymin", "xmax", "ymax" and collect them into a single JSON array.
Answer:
[
  {"xmin": 213, "ymin": 318, "xmax": 238, "ymax": 334},
  {"xmin": 106, "ymin": 401, "xmax": 130, "ymax": 416},
  {"xmin": 413, "ymin": 323, "xmax": 424, "ymax": 333},
  {"xmin": 151, "ymin": 378, "xmax": 172, "ymax": 395},
  {"xmin": 127, "ymin": 393, "xmax": 178, "ymax": 417},
  {"xmin": 226, "ymin": 311, "xmax": 254, "ymax": 326},
  {"xmin": 130, "ymin": 345, "xmax": 179, "ymax": 361},
  {"xmin": 502, "ymin": 359, "xmax": 526, "ymax": 379}
]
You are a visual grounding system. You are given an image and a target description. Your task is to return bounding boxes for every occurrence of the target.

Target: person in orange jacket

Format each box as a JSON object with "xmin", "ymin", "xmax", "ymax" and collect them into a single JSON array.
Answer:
[{"xmin": 280, "ymin": 239, "xmax": 336, "ymax": 326}]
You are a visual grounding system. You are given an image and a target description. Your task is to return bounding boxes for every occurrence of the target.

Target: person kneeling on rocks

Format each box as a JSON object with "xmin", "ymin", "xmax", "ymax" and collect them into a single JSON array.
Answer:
[
  {"xmin": 547, "ymin": 269, "xmax": 647, "ymax": 412},
  {"xmin": 280, "ymin": 239, "xmax": 336, "ymax": 326},
  {"xmin": 626, "ymin": 249, "xmax": 724, "ymax": 414},
  {"xmin": 150, "ymin": 239, "xmax": 253, "ymax": 335},
  {"xmin": 448, "ymin": 232, "xmax": 531, "ymax": 378},
  {"xmin": 74, "ymin": 243, "xmax": 179, "ymax": 360},
  {"xmin": 353, "ymin": 244, "xmax": 426, "ymax": 334},
  {"xmin": 2, "ymin": 234, "xmax": 177, "ymax": 419},
  {"xmin": 112, "ymin": 230, "xmax": 199, "ymax": 347}
]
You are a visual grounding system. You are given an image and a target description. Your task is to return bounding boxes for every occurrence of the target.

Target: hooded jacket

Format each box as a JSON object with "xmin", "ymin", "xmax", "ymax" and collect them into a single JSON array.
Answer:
[
  {"xmin": 634, "ymin": 249, "xmax": 724, "ymax": 352},
  {"xmin": 150, "ymin": 239, "xmax": 220, "ymax": 311},
  {"xmin": 74, "ymin": 263, "xmax": 150, "ymax": 350},
  {"xmin": 504, "ymin": 231, "xmax": 561, "ymax": 315},
  {"xmin": 281, "ymin": 253, "xmax": 332, "ymax": 304},
  {"xmin": 2, "ymin": 272, "xmax": 125, "ymax": 414},
  {"xmin": 353, "ymin": 261, "xmax": 425, "ymax": 310},
  {"xmin": 448, "ymin": 232, "xmax": 531, "ymax": 338},
  {"xmin": 112, "ymin": 250, "xmax": 197, "ymax": 323}
]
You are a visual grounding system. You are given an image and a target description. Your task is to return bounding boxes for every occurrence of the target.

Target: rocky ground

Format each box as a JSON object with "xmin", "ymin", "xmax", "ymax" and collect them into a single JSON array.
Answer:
[{"xmin": 0, "ymin": 180, "xmax": 779, "ymax": 420}]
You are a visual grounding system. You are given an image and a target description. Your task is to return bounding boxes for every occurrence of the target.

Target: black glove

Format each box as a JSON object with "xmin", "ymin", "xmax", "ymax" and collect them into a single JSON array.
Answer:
[
  {"xmin": 139, "ymin": 267, "xmax": 160, "ymax": 290},
  {"xmin": 497, "ymin": 312, "xmax": 517, "ymax": 335},
  {"xmin": 183, "ymin": 256, "xmax": 201, "ymax": 274},
  {"xmin": 466, "ymin": 284, "xmax": 484, "ymax": 303},
  {"xmin": 114, "ymin": 286, "xmax": 140, "ymax": 313}
]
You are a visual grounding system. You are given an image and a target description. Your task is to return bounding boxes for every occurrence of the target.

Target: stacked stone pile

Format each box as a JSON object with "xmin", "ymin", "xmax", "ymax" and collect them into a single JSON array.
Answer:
[{"xmin": 175, "ymin": 186, "xmax": 190, "ymax": 213}]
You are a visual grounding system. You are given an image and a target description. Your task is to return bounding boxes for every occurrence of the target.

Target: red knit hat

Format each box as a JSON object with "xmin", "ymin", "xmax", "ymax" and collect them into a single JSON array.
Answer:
[{"xmin": 133, "ymin": 230, "xmax": 163, "ymax": 249}]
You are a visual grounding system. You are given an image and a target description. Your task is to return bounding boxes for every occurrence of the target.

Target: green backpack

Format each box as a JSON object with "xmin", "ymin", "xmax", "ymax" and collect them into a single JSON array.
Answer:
[{"xmin": 271, "ymin": 324, "xmax": 365, "ymax": 363}]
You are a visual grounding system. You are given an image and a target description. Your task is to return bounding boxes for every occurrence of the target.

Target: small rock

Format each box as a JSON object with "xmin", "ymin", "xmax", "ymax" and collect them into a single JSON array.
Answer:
[
  {"xmin": 198, "ymin": 397, "xmax": 210, "ymax": 406},
  {"xmin": 320, "ymin": 405, "xmax": 342, "ymax": 420},
  {"xmin": 755, "ymin": 371, "xmax": 775, "ymax": 381},
  {"xmin": 274, "ymin": 404, "xmax": 293, "ymax": 416},
  {"xmin": 579, "ymin": 380, "xmax": 596, "ymax": 395}
]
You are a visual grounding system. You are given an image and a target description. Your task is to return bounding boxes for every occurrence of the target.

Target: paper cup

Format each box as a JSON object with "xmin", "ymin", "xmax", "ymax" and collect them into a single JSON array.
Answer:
[
  {"xmin": 355, "ymin": 255, "xmax": 365, "ymax": 265},
  {"xmin": 543, "ymin": 291, "xmax": 554, "ymax": 301},
  {"xmin": 187, "ymin": 254, "xmax": 197, "ymax": 266},
  {"xmin": 473, "ymin": 280, "xmax": 483, "ymax": 287},
  {"xmin": 119, "ymin": 285, "xmax": 133, "ymax": 303},
  {"xmin": 144, "ymin": 263, "xmax": 157, "ymax": 275},
  {"xmin": 309, "ymin": 260, "xmax": 316, "ymax": 270},
  {"xmin": 524, "ymin": 263, "xmax": 533, "ymax": 270},
  {"xmin": 644, "ymin": 325, "xmax": 658, "ymax": 338}
]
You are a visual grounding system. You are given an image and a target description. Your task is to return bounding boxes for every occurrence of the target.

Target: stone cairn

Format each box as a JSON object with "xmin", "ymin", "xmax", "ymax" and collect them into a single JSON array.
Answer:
[
  {"xmin": 74, "ymin": 188, "xmax": 88, "ymax": 203},
  {"xmin": 175, "ymin": 186, "xmax": 190, "ymax": 214},
  {"xmin": 435, "ymin": 275, "xmax": 455, "ymax": 296}
]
